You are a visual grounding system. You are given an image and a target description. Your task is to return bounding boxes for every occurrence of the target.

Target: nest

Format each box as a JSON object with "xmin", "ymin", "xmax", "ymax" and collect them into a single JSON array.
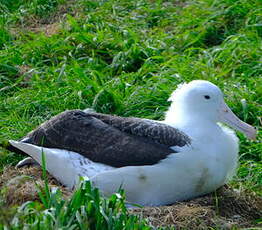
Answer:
[
  {"xmin": 0, "ymin": 166, "xmax": 72, "ymax": 205},
  {"xmin": 130, "ymin": 187, "xmax": 262, "ymax": 229},
  {"xmin": 1, "ymin": 166, "xmax": 261, "ymax": 229}
]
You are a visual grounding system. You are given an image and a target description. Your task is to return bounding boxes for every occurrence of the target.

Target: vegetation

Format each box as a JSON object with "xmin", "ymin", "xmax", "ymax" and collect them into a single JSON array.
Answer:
[
  {"xmin": 0, "ymin": 159, "xmax": 151, "ymax": 229},
  {"xmin": 0, "ymin": 0, "xmax": 261, "ymax": 228}
]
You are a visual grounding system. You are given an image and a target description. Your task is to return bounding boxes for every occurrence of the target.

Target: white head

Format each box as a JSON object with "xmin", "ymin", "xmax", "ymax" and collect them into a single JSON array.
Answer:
[{"xmin": 165, "ymin": 80, "xmax": 256, "ymax": 140}]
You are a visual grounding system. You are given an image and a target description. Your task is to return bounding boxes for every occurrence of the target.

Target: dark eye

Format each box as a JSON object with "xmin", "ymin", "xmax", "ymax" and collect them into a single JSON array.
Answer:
[{"xmin": 204, "ymin": 95, "xmax": 210, "ymax": 99}]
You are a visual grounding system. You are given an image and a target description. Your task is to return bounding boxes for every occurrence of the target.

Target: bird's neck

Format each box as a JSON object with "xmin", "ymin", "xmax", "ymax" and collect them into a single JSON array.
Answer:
[
  {"xmin": 164, "ymin": 104, "xmax": 221, "ymax": 140},
  {"xmin": 165, "ymin": 103, "xmax": 218, "ymax": 125}
]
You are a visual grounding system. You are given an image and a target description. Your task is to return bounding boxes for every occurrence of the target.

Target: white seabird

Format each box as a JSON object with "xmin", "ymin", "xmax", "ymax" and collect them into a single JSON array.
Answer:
[{"xmin": 6, "ymin": 80, "xmax": 256, "ymax": 206}]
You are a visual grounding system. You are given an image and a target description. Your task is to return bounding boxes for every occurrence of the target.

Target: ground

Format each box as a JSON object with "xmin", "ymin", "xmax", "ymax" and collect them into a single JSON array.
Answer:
[{"xmin": 1, "ymin": 166, "xmax": 261, "ymax": 229}]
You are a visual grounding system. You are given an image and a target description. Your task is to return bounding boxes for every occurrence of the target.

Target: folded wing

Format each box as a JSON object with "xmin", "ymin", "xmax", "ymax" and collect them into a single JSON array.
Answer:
[{"xmin": 17, "ymin": 110, "xmax": 190, "ymax": 167}]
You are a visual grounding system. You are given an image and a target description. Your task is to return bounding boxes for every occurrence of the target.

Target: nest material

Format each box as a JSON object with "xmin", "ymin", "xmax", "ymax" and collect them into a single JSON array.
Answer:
[
  {"xmin": 131, "ymin": 188, "xmax": 262, "ymax": 229},
  {"xmin": 0, "ymin": 166, "xmax": 72, "ymax": 205},
  {"xmin": 0, "ymin": 166, "xmax": 261, "ymax": 229}
]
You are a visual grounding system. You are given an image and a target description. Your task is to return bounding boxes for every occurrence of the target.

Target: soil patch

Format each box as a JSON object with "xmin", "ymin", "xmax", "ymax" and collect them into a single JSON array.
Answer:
[{"xmin": 10, "ymin": 0, "xmax": 78, "ymax": 37}]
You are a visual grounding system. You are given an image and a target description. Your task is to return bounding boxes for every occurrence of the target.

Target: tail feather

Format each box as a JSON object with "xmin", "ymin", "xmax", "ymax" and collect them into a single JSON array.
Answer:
[
  {"xmin": 8, "ymin": 140, "xmax": 78, "ymax": 188},
  {"xmin": 8, "ymin": 141, "xmax": 43, "ymax": 164},
  {"xmin": 0, "ymin": 140, "xmax": 28, "ymax": 156}
]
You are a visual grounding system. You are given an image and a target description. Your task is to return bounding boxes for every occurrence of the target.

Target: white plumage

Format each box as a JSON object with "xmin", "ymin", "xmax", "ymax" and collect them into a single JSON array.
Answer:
[{"xmin": 10, "ymin": 80, "xmax": 256, "ymax": 206}]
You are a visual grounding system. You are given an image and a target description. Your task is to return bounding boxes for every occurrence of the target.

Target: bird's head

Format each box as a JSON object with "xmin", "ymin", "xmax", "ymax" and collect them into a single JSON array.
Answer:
[{"xmin": 166, "ymin": 80, "xmax": 256, "ymax": 140}]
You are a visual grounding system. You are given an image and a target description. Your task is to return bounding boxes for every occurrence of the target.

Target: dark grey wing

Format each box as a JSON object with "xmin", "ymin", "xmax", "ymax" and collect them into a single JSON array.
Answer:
[
  {"xmin": 85, "ymin": 111, "xmax": 191, "ymax": 147},
  {"xmin": 19, "ymin": 110, "xmax": 190, "ymax": 167}
]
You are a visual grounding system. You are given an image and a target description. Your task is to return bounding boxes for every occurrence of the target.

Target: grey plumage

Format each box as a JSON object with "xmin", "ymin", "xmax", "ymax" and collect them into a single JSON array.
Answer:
[{"xmin": 17, "ymin": 110, "xmax": 191, "ymax": 167}]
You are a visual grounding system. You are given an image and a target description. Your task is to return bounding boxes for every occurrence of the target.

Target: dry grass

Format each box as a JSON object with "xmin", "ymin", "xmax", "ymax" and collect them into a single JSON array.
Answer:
[
  {"xmin": 0, "ymin": 166, "xmax": 71, "ymax": 206},
  {"xmin": 131, "ymin": 188, "xmax": 262, "ymax": 229},
  {"xmin": 1, "ymin": 166, "xmax": 261, "ymax": 229},
  {"xmin": 9, "ymin": 20, "xmax": 60, "ymax": 38},
  {"xmin": 30, "ymin": 23, "xmax": 60, "ymax": 36}
]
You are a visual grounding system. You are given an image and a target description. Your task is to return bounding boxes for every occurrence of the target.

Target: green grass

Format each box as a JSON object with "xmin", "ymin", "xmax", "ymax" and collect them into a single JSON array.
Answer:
[{"xmin": 0, "ymin": 0, "xmax": 261, "ymax": 228}]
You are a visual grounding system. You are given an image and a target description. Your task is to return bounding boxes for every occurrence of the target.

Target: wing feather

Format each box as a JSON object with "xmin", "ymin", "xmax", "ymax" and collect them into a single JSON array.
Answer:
[
  {"xmin": 84, "ymin": 111, "xmax": 191, "ymax": 147},
  {"xmin": 20, "ymin": 110, "xmax": 190, "ymax": 167}
]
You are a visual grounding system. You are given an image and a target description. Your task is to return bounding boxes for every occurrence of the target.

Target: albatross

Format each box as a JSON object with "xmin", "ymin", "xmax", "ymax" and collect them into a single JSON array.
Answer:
[{"xmin": 4, "ymin": 80, "xmax": 256, "ymax": 206}]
